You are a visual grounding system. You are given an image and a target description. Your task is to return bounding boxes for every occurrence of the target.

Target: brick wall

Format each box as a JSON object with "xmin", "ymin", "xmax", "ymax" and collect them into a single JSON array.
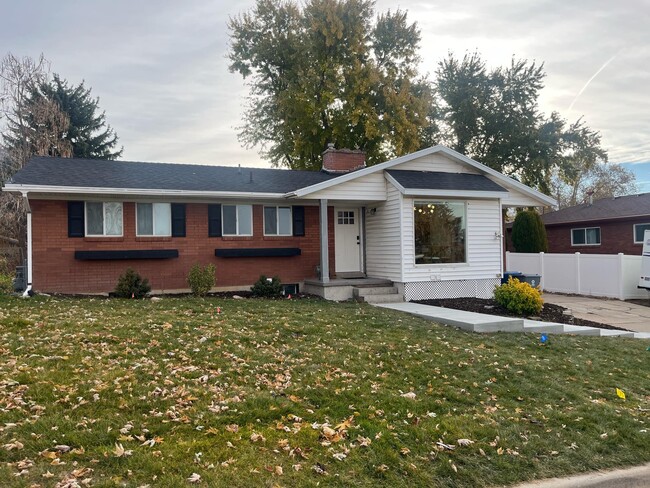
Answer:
[
  {"xmin": 506, "ymin": 217, "xmax": 650, "ymax": 255},
  {"xmin": 30, "ymin": 200, "xmax": 336, "ymax": 294}
]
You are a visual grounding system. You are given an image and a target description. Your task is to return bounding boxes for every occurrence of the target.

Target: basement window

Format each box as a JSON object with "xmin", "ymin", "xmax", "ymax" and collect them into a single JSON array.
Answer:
[
  {"xmin": 571, "ymin": 227, "xmax": 600, "ymax": 246},
  {"xmin": 85, "ymin": 202, "xmax": 123, "ymax": 236},
  {"xmin": 137, "ymin": 203, "xmax": 171, "ymax": 236}
]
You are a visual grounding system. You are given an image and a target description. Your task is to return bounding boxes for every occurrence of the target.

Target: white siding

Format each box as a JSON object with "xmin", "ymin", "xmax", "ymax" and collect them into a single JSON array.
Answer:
[
  {"xmin": 398, "ymin": 153, "xmax": 480, "ymax": 174},
  {"xmin": 402, "ymin": 198, "xmax": 502, "ymax": 281},
  {"xmin": 365, "ymin": 185, "xmax": 403, "ymax": 281},
  {"xmin": 305, "ymin": 173, "xmax": 386, "ymax": 201}
]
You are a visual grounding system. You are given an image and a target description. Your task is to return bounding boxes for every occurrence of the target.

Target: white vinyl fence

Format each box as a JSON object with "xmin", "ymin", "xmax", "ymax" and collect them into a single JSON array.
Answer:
[{"xmin": 506, "ymin": 252, "xmax": 650, "ymax": 300}]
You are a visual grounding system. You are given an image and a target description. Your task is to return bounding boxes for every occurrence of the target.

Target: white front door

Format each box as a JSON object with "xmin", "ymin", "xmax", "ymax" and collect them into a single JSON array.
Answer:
[{"xmin": 335, "ymin": 208, "xmax": 361, "ymax": 273}]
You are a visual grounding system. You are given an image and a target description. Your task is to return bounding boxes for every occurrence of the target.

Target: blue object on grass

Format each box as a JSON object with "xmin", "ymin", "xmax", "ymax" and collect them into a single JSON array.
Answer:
[{"xmin": 540, "ymin": 334, "xmax": 548, "ymax": 344}]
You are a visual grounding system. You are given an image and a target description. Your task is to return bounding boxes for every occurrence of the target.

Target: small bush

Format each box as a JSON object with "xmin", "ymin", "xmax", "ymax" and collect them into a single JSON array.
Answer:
[
  {"xmin": 494, "ymin": 277, "xmax": 543, "ymax": 316},
  {"xmin": 187, "ymin": 263, "xmax": 216, "ymax": 296},
  {"xmin": 250, "ymin": 275, "xmax": 283, "ymax": 298},
  {"xmin": 0, "ymin": 273, "xmax": 12, "ymax": 294},
  {"xmin": 114, "ymin": 268, "xmax": 151, "ymax": 298}
]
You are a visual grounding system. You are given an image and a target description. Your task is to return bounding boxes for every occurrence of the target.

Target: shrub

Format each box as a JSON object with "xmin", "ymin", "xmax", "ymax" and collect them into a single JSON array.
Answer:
[
  {"xmin": 494, "ymin": 277, "xmax": 543, "ymax": 316},
  {"xmin": 511, "ymin": 210, "xmax": 548, "ymax": 252},
  {"xmin": 114, "ymin": 268, "xmax": 151, "ymax": 298},
  {"xmin": 187, "ymin": 263, "xmax": 216, "ymax": 296},
  {"xmin": 0, "ymin": 273, "xmax": 12, "ymax": 294},
  {"xmin": 250, "ymin": 275, "xmax": 283, "ymax": 298}
]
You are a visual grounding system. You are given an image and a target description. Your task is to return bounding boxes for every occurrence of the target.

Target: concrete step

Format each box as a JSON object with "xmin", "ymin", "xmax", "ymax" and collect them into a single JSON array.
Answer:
[
  {"xmin": 634, "ymin": 332, "xmax": 650, "ymax": 339},
  {"xmin": 597, "ymin": 329, "xmax": 636, "ymax": 338},
  {"xmin": 361, "ymin": 293, "xmax": 404, "ymax": 304},
  {"xmin": 354, "ymin": 286, "xmax": 398, "ymax": 297}
]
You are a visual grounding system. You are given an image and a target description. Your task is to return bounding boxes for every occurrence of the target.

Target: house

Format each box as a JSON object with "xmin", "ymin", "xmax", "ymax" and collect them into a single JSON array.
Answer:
[
  {"xmin": 2, "ymin": 145, "xmax": 555, "ymax": 300},
  {"xmin": 528, "ymin": 193, "xmax": 650, "ymax": 255}
]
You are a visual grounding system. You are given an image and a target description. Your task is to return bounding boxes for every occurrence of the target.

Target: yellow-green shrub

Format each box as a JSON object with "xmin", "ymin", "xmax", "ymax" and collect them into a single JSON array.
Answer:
[{"xmin": 493, "ymin": 277, "xmax": 543, "ymax": 315}]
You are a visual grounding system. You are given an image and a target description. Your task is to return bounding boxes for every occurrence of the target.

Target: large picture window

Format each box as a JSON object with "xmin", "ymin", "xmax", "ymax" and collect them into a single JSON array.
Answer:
[
  {"xmin": 414, "ymin": 201, "xmax": 466, "ymax": 264},
  {"xmin": 264, "ymin": 206, "xmax": 292, "ymax": 235},
  {"xmin": 571, "ymin": 227, "xmax": 600, "ymax": 246},
  {"xmin": 137, "ymin": 203, "xmax": 172, "ymax": 236},
  {"xmin": 222, "ymin": 204, "xmax": 253, "ymax": 236},
  {"xmin": 85, "ymin": 202, "xmax": 123, "ymax": 236}
]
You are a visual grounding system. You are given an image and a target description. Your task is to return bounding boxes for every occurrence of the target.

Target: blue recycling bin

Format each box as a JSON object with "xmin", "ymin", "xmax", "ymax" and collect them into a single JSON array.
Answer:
[{"xmin": 501, "ymin": 271, "xmax": 523, "ymax": 284}]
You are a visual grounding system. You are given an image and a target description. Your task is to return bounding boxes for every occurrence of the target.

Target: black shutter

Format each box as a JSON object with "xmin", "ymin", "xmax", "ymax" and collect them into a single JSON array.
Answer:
[
  {"xmin": 292, "ymin": 205, "xmax": 305, "ymax": 236},
  {"xmin": 208, "ymin": 204, "xmax": 222, "ymax": 237},
  {"xmin": 171, "ymin": 203, "xmax": 186, "ymax": 237},
  {"xmin": 68, "ymin": 201, "xmax": 85, "ymax": 237}
]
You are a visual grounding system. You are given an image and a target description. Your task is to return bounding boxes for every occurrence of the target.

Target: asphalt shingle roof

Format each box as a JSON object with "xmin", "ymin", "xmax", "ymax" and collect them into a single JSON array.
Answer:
[
  {"xmin": 540, "ymin": 193, "xmax": 650, "ymax": 225},
  {"xmin": 386, "ymin": 169, "xmax": 507, "ymax": 192},
  {"xmin": 9, "ymin": 157, "xmax": 339, "ymax": 194}
]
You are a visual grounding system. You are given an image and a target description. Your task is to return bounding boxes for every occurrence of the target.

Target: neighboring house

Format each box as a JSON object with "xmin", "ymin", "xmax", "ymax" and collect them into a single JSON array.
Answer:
[
  {"xmin": 2, "ymin": 145, "xmax": 554, "ymax": 300},
  {"xmin": 526, "ymin": 193, "xmax": 650, "ymax": 255}
]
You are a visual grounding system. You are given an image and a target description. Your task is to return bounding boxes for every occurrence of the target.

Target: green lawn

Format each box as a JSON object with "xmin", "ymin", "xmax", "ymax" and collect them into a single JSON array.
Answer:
[{"xmin": 0, "ymin": 295, "xmax": 648, "ymax": 487}]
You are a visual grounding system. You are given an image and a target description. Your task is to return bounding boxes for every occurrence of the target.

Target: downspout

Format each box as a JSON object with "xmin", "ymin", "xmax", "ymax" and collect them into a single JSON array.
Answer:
[{"xmin": 22, "ymin": 192, "xmax": 32, "ymax": 297}]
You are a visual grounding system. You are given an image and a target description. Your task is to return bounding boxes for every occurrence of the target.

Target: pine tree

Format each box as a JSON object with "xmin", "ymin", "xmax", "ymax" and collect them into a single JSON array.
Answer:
[{"xmin": 511, "ymin": 210, "xmax": 548, "ymax": 253}]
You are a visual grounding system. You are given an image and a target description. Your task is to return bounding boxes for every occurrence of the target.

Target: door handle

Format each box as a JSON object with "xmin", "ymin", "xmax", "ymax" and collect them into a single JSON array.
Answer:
[{"xmin": 356, "ymin": 236, "xmax": 360, "ymax": 245}]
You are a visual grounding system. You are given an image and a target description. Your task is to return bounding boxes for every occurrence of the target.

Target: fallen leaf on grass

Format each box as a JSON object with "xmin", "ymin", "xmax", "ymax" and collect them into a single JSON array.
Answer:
[
  {"xmin": 113, "ymin": 443, "xmax": 133, "ymax": 457},
  {"xmin": 401, "ymin": 392, "xmax": 416, "ymax": 400},
  {"xmin": 187, "ymin": 472, "xmax": 201, "ymax": 483},
  {"xmin": 457, "ymin": 439, "xmax": 474, "ymax": 447}
]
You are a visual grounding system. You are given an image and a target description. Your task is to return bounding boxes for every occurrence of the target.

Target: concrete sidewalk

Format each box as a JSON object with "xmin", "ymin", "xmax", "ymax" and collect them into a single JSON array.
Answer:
[
  {"xmin": 512, "ymin": 462, "xmax": 650, "ymax": 487},
  {"xmin": 542, "ymin": 293, "xmax": 650, "ymax": 333}
]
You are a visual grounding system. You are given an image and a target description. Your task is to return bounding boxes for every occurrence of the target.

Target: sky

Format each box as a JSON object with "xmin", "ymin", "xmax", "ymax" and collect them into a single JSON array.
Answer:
[{"xmin": 2, "ymin": 1, "xmax": 650, "ymax": 187}]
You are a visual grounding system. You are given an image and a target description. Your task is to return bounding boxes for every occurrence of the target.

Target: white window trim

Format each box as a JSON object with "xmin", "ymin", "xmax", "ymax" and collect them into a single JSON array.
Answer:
[
  {"xmin": 135, "ymin": 202, "xmax": 172, "ymax": 237},
  {"xmin": 571, "ymin": 226, "xmax": 601, "ymax": 246},
  {"xmin": 413, "ymin": 200, "xmax": 468, "ymax": 266},
  {"xmin": 633, "ymin": 223, "xmax": 650, "ymax": 244},
  {"xmin": 84, "ymin": 201, "xmax": 123, "ymax": 237},
  {"xmin": 222, "ymin": 204, "xmax": 253, "ymax": 236},
  {"xmin": 263, "ymin": 206, "xmax": 293, "ymax": 236}
]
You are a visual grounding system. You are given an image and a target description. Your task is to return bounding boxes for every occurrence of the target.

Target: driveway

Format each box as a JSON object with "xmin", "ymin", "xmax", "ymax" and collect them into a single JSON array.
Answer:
[{"xmin": 542, "ymin": 293, "xmax": 650, "ymax": 333}]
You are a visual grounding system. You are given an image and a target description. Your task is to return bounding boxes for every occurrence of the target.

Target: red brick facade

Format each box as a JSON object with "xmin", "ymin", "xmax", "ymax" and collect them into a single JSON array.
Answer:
[
  {"xmin": 30, "ymin": 200, "xmax": 336, "ymax": 294},
  {"xmin": 506, "ymin": 217, "xmax": 650, "ymax": 255},
  {"xmin": 544, "ymin": 217, "xmax": 650, "ymax": 255}
]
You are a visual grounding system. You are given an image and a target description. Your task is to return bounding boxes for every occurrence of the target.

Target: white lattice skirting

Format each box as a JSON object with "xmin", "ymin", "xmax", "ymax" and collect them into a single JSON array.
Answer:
[{"xmin": 404, "ymin": 279, "xmax": 501, "ymax": 301}]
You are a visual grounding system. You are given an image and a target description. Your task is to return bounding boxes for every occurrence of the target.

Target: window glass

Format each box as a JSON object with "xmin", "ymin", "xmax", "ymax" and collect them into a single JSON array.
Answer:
[
  {"xmin": 635, "ymin": 224, "xmax": 650, "ymax": 243},
  {"xmin": 572, "ymin": 228, "xmax": 585, "ymax": 245},
  {"xmin": 414, "ymin": 201, "xmax": 466, "ymax": 264},
  {"xmin": 264, "ymin": 207, "xmax": 277, "ymax": 235},
  {"xmin": 153, "ymin": 203, "xmax": 171, "ymax": 236},
  {"xmin": 86, "ymin": 202, "xmax": 104, "ymax": 235},
  {"xmin": 222, "ymin": 205, "xmax": 237, "ymax": 235},
  {"xmin": 278, "ymin": 207, "xmax": 292, "ymax": 235},
  {"xmin": 104, "ymin": 202, "xmax": 123, "ymax": 236},
  {"xmin": 137, "ymin": 203, "xmax": 154, "ymax": 235},
  {"xmin": 586, "ymin": 227, "xmax": 600, "ymax": 244},
  {"xmin": 237, "ymin": 205, "xmax": 252, "ymax": 235}
]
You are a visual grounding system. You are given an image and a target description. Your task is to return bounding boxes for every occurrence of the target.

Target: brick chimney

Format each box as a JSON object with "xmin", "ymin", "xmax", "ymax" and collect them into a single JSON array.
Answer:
[{"xmin": 322, "ymin": 143, "xmax": 366, "ymax": 174}]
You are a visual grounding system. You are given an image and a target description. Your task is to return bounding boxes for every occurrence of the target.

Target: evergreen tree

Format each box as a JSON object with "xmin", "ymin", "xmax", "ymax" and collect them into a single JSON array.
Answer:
[
  {"xmin": 4, "ymin": 74, "xmax": 122, "ymax": 160},
  {"xmin": 511, "ymin": 210, "xmax": 548, "ymax": 253}
]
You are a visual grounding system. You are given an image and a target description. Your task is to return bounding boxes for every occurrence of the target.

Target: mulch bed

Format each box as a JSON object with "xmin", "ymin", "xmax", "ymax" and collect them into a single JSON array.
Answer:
[{"xmin": 414, "ymin": 297, "xmax": 630, "ymax": 332}]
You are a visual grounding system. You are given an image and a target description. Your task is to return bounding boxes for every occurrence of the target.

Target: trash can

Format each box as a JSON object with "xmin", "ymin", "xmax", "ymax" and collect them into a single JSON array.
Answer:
[
  {"xmin": 520, "ymin": 274, "xmax": 541, "ymax": 288},
  {"xmin": 501, "ymin": 271, "xmax": 523, "ymax": 284},
  {"xmin": 13, "ymin": 266, "xmax": 26, "ymax": 293}
]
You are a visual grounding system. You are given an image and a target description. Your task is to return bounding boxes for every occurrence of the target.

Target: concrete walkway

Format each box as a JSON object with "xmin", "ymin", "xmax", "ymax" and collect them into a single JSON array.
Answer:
[
  {"xmin": 374, "ymin": 302, "xmax": 650, "ymax": 339},
  {"xmin": 512, "ymin": 462, "xmax": 650, "ymax": 488},
  {"xmin": 542, "ymin": 293, "xmax": 650, "ymax": 333}
]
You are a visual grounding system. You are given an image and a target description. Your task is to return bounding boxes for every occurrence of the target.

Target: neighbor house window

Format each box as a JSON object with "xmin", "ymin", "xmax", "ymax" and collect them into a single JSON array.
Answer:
[
  {"xmin": 634, "ymin": 223, "xmax": 650, "ymax": 244},
  {"xmin": 264, "ymin": 206, "xmax": 292, "ymax": 235},
  {"xmin": 414, "ymin": 201, "xmax": 466, "ymax": 264},
  {"xmin": 571, "ymin": 227, "xmax": 600, "ymax": 245},
  {"xmin": 222, "ymin": 204, "xmax": 253, "ymax": 236},
  {"xmin": 85, "ymin": 202, "xmax": 123, "ymax": 236},
  {"xmin": 136, "ymin": 203, "xmax": 171, "ymax": 236}
]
